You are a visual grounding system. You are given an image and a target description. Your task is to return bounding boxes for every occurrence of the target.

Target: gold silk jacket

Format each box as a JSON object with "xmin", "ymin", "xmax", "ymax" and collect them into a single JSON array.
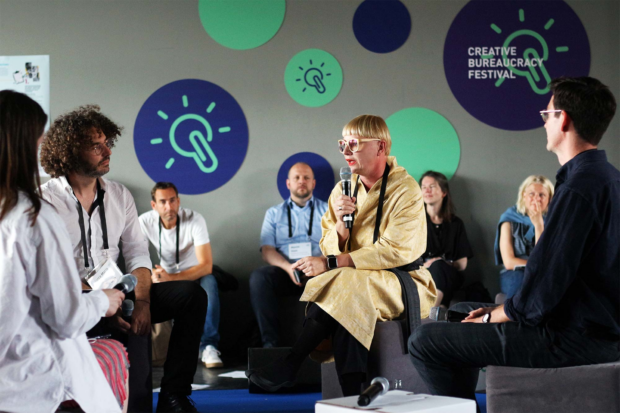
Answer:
[{"xmin": 300, "ymin": 156, "xmax": 437, "ymax": 350}]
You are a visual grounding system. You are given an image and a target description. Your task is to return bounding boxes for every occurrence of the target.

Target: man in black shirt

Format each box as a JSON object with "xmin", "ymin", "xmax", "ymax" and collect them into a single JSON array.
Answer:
[{"xmin": 408, "ymin": 76, "xmax": 620, "ymax": 404}]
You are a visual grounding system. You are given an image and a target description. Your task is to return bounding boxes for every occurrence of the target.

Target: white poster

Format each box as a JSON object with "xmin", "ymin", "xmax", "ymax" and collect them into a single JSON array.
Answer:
[{"xmin": 0, "ymin": 55, "xmax": 50, "ymax": 175}]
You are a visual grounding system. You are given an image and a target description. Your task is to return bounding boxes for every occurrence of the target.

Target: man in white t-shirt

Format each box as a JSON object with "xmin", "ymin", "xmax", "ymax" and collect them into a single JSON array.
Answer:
[{"xmin": 139, "ymin": 182, "xmax": 223, "ymax": 369}]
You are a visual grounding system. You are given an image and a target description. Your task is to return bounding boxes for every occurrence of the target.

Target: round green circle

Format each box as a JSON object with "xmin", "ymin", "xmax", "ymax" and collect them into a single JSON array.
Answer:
[
  {"xmin": 198, "ymin": 0, "xmax": 285, "ymax": 50},
  {"xmin": 284, "ymin": 49, "xmax": 343, "ymax": 108},
  {"xmin": 386, "ymin": 108, "xmax": 461, "ymax": 182}
]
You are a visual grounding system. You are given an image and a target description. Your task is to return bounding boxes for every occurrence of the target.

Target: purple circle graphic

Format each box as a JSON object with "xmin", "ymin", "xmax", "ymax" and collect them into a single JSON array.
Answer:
[
  {"xmin": 444, "ymin": 0, "xmax": 590, "ymax": 131},
  {"xmin": 277, "ymin": 152, "xmax": 335, "ymax": 202},
  {"xmin": 353, "ymin": 0, "xmax": 411, "ymax": 54},
  {"xmin": 134, "ymin": 79, "xmax": 249, "ymax": 195}
]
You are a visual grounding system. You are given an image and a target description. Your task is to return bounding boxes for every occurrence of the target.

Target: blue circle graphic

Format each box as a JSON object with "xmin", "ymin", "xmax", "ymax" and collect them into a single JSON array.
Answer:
[
  {"xmin": 353, "ymin": 0, "xmax": 411, "ymax": 54},
  {"xmin": 444, "ymin": 0, "xmax": 590, "ymax": 131},
  {"xmin": 277, "ymin": 153, "xmax": 335, "ymax": 202},
  {"xmin": 134, "ymin": 79, "xmax": 249, "ymax": 195}
]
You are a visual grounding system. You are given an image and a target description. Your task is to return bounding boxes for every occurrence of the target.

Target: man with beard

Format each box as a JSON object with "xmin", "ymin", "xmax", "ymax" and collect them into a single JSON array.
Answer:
[
  {"xmin": 40, "ymin": 105, "xmax": 207, "ymax": 413},
  {"xmin": 139, "ymin": 182, "xmax": 223, "ymax": 370},
  {"xmin": 249, "ymin": 162, "xmax": 328, "ymax": 348}
]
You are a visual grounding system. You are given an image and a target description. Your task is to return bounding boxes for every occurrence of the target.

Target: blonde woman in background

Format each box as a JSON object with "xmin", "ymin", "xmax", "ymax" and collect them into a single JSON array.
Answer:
[{"xmin": 494, "ymin": 175, "xmax": 554, "ymax": 298}]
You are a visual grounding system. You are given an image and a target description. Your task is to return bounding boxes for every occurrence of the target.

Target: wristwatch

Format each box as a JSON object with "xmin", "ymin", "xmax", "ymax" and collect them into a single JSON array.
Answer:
[
  {"xmin": 482, "ymin": 313, "xmax": 491, "ymax": 323},
  {"xmin": 327, "ymin": 255, "xmax": 338, "ymax": 270}
]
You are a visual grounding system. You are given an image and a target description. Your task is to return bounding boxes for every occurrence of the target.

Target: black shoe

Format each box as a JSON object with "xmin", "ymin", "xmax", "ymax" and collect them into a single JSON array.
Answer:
[
  {"xmin": 156, "ymin": 392, "xmax": 198, "ymax": 412},
  {"xmin": 245, "ymin": 357, "xmax": 297, "ymax": 392}
]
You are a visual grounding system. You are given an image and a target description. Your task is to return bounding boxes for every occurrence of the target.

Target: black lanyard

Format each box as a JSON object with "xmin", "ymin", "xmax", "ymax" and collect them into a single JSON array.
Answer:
[
  {"xmin": 159, "ymin": 214, "xmax": 181, "ymax": 267},
  {"xmin": 347, "ymin": 163, "xmax": 390, "ymax": 250},
  {"xmin": 75, "ymin": 179, "xmax": 108, "ymax": 269},
  {"xmin": 287, "ymin": 200, "xmax": 315, "ymax": 238}
]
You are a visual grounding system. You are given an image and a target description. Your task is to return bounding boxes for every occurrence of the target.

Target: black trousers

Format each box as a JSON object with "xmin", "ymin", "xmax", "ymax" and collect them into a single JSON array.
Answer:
[
  {"xmin": 249, "ymin": 266, "xmax": 303, "ymax": 347},
  {"xmin": 306, "ymin": 304, "xmax": 369, "ymax": 378},
  {"xmin": 427, "ymin": 260, "xmax": 463, "ymax": 306},
  {"xmin": 408, "ymin": 302, "xmax": 620, "ymax": 402},
  {"xmin": 151, "ymin": 281, "xmax": 207, "ymax": 395}
]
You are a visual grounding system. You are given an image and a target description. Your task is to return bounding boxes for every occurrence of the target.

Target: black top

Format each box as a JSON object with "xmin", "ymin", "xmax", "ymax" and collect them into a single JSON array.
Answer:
[
  {"xmin": 422, "ymin": 214, "xmax": 473, "ymax": 263},
  {"xmin": 505, "ymin": 150, "xmax": 620, "ymax": 338}
]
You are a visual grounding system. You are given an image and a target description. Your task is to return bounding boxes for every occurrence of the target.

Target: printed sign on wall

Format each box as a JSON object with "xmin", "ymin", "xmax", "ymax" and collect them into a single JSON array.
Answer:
[
  {"xmin": 444, "ymin": 0, "xmax": 590, "ymax": 131},
  {"xmin": 134, "ymin": 79, "xmax": 249, "ymax": 195}
]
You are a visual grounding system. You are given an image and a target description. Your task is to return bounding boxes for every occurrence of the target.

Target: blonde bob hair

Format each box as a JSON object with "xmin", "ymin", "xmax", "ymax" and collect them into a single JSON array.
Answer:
[
  {"xmin": 516, "ymin": 175, "xmax": 555, "ymax": 215},
  {"xmin": 342, "ymin": 114, "xmax": 392, "ymax": 155}
]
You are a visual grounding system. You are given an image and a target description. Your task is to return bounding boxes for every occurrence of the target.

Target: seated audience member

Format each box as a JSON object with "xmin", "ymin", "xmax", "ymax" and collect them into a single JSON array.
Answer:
[
  {"xmin": 420, "ymin": 171, "xmax": 473, "ymax": 307},
  {"xmin": 249, "ymin": 162, "xmax": 328, "ymax": 348},
  {"xmin": 0, "ymin": 90, "xmax": 126, "ymax": 413},
  {"xmin": 409, "ymin": 77, "xmax": 620, "ymax": 407},
  {"xmin": 139, "ymin": 182, "xmax": 223, "ymax": 369},
  {"xmin": 495, "ymin": 175, "xmax": 554, "ymax": 298},
  {"xmin": 247, "ymin": 115, "xmax": 436, "ymax": 396},
  {"xmin": 39, "ymin": 105, "xmax": 206, "ymax": 412}
]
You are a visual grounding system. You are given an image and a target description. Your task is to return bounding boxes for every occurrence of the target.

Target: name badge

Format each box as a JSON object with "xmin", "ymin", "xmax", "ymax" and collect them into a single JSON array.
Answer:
[{"xmin": 288, "ymin": 242, "xmax": 312, "ymax": 260}]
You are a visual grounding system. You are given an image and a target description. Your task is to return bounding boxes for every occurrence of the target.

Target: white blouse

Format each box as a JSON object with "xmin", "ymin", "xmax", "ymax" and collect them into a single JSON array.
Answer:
[{"xmin": 0, "ymin": 193, "xmax": 120, "ymax": 413}]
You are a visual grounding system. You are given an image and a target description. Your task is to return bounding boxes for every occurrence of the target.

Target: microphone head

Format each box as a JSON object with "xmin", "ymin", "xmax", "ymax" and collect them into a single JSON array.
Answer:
[
  {"xmin": 370, "ymin": 376, "xmax": 390, "ymax": 395},
  {"xmin": 117, "ymin": 274, "xmax": 138, "ymax": 293},
  {"xmin": 121, "ymin": 299, "xmax": 134, "ymax": 317},
  {"xmin": 340, "ymin": 166, "xmax": 352, "ymax": 182},
  {"xmin": 429, "ymin": 306, "xmax": 448, "ymax": 322}
]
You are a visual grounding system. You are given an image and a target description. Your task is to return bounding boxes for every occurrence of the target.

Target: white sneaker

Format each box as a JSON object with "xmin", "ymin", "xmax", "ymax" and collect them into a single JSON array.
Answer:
[{"xmin": 201, "ymin": 345, "xmax": 223, "ymax": 368}]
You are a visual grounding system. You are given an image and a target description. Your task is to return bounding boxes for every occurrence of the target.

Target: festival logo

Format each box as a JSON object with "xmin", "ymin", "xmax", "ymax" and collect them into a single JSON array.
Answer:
[
  {"xmin": 284, "ymin": 49, "xmax": 344, "ymax": 108},
  {"xmin": 444, "ymin": 0, "xmax": 590, "ymax": 130},
  {"xmin": 134, "ymin": 79, "xmax": 249, "ymax": 195}
]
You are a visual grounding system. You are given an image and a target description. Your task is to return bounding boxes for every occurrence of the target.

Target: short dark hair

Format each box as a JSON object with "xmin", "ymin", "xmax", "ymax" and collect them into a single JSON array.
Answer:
[
  {"xmin": 0, "ymin": 90, "xmax": 47, "ymax": 225},
  {"xmin": 549, "ymin": 77, "xmax": 616, "ymax": 145},
  {"xmin": 40, "ymin": 105, "xmax": 122, "ymax": 178},
  {"xmin": 151, "ymin": 182, "xmax": 178, "ymax": 201},
  {"xmin": 420, "ymin": 171, "xmax": 455, "ymax": 222}
]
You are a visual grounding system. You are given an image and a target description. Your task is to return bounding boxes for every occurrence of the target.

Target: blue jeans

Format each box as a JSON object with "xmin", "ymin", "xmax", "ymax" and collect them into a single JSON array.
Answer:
[
  {"xmin": 199, "ymin": 274, "xmax": 220, "ymax": 350},
  {"xmin": 500, "ymin": 269, "xmax": 525, "ymax": 298}
]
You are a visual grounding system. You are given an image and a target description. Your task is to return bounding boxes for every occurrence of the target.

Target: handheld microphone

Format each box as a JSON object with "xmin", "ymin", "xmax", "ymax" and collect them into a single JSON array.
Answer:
[
  {"xmin": 113, "ymin": 274, "xmax": 138, "ymax": 294},
  {"xmin": 340, "ymin": 166, "xmax": 353, "ymax": 229},
  {"xmin": 121, "ymin": 299, "xmax": 134, "ymax": 317},
  {"xmin": 358, "ymin": 376, "xmax": 389, "ymax": 406},
  {"xmin": 429, "ymin": 306, "xmax": 469, "ymax": 322}
]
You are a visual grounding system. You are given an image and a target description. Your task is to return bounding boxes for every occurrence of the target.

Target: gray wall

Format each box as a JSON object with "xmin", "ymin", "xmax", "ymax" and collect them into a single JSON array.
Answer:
[{"xmin": 2, "ymin": 0, "xmax": 618, "ymax": 349}]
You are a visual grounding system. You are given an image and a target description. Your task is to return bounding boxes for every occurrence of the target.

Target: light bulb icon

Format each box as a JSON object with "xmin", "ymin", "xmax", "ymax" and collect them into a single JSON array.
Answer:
[
  {"xmin": 492, "ymin": 9, "xmax": 570, "ymax": 95},
  {"xmin": 151, "ymin": 95, "xmax": 231, "ymax": 173},
  {"xmin": 502, "ymin": 30, "xmax": 551, "ymax": 95},
  {"xmin": 304, "ymin": 67, "xmax": 326, "ymax": 94},
  {"xmin": 296, "ymin": 59, "xmax": 332, "ymax": 94}
]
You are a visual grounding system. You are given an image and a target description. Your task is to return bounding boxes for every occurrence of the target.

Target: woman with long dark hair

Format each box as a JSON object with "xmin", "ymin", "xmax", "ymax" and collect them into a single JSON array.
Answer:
[
  {"xmin": 420, "ymin": 171, "xmax": 473, "ymax": 306},
  {"xmin": 0, "ymin": 90, "xmax": 126, "ymax": 413}
]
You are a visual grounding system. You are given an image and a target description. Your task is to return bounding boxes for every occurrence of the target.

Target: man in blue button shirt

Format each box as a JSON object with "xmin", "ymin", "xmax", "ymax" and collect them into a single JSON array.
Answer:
[
  {"xmin": 250, "ymin": 162, "xmax": 328, "ymax": 348},
  {"xmin": 409, "ymin": 77, "xmax": 620, "ymax": 405}
]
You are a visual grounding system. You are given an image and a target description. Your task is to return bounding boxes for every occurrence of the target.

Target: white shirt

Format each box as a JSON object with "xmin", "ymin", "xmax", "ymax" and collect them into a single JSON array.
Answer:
[
  {"xmin": 139, "ymin": 207, "xmax": 210, "ymax": 274},
  {"xmin": 0, "ymin": 193, "xmax": 119, "ymax": 413},
  {"xmin": 41, "ymin": 176, "xmax": 152, "ymax": 279}
]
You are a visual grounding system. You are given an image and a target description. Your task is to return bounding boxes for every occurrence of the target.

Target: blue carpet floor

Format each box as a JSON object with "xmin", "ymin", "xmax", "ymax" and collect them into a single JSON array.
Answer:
[{"xmin": 153, "ymin": 390, "xmax": 487, "ymax": 413}]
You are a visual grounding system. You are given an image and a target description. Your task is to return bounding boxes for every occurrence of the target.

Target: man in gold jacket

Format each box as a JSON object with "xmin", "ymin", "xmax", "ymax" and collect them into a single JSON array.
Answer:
[{"xmin": 247, "ymin": 114, "xmax": 437, "ymax": 396}]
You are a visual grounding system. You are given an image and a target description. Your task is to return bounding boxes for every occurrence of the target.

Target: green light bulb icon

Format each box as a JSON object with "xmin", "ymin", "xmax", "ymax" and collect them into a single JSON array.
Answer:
[
  {"xmin": 169, "ymin": 114, "xmax": 218, "ymax": 174},
  {"xmin": 492, "ymin": 9, "xmax": 570, "ymax": 96},
  {"xmin": 152, "ymin": 95, "xmax": 232, "ymax": 173},
  {"xmin": 502, "ymin": 30, "xmax": 551, "ymax": 95}
]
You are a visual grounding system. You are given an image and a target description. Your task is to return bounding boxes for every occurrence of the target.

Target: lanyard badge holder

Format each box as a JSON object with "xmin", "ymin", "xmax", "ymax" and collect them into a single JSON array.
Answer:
[
  {"xmin": 84, "ymin": 255, "xmax": 124, "ymax": 290},
  {"xmin": 76, "ymin": 179, "xmax": 122, "ymax": 289}
]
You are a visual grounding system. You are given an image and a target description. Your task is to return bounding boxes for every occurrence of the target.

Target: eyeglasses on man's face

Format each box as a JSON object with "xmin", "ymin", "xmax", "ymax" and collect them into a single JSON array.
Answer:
[
  {"xmin": 338, "ymin": 138, "xmax": 381, "ymax": 153},
  {"xmin": 89, "ymin": 140, "xmax": 113, "ymax": 156},
  {"xmin": 539, "ymin": 109, "xmax": 562, "ymax": 123}
]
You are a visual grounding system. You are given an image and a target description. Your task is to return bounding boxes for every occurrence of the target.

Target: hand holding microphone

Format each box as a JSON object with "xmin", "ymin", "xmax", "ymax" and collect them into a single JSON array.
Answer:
[
  {"xmin": 103, "ymin": 275, "xmax": 138, "ymax": 318},
  {"xmin": 339, "ymin": 167, "xmax": 355, "ymax": 228}
]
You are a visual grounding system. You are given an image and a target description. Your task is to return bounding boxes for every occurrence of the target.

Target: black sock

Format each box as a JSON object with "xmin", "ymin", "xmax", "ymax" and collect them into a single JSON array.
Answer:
[
  {"xmin": 340, "ymin": 372, "xmax": 366, "ymax": 396},
  {"xmin": 285, "ymin": 317, "xmax": 330, "ymax": 369}
]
